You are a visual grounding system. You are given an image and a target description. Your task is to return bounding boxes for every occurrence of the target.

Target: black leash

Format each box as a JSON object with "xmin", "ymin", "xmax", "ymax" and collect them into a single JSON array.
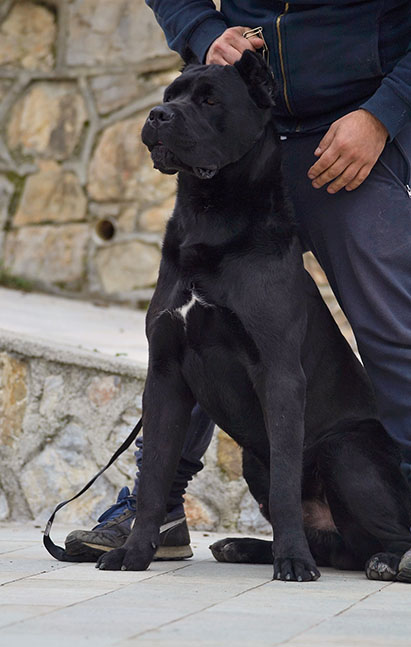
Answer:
[{"xmin": 43, "ymin": 417, "xmax": 143, "ymax": 562}]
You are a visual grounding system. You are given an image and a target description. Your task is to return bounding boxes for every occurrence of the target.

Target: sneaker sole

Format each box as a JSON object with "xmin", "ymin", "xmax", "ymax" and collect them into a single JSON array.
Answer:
[
  {"xmin": 397, "ymin": 553, "xmax": 411, "ymax": 583},
  {"xmin": 66, "ymin": 538, "xmax": 193, "ymax": 561},
  {"xmin": 154, "ymin": 544, "xmax": 193, "ymax": 560}
]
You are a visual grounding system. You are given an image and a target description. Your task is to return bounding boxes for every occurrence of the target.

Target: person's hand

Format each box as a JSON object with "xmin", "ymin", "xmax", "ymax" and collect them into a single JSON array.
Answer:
[
  {"xmin": 307, "ymin": 110, "xmax": 389, "ymax": 193},
  {"xmin": 205, "ymin": 26, "xmax": 264, "ymax": 65}
]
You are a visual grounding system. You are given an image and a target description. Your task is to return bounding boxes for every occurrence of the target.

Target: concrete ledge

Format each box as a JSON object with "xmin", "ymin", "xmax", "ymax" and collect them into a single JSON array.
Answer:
[{"xmin": 0, "ymin": 327, "xmax": 147, "ymax": 378}]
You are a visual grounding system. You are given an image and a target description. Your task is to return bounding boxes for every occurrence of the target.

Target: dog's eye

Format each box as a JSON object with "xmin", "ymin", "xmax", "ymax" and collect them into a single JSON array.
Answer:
[{"xmin": 204, "ymin": 98, "xmax": 216, "ymax": 106}]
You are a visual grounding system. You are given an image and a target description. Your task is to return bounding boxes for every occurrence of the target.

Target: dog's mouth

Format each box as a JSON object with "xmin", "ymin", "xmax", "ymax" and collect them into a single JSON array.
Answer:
[
  {"xmin": 150, "ymin": 142, "xmax": 218, "ymax": 180},
  {"xmin": 149, "ymin": 143, "xmax": 179, "ymax": 174},
  {"xmin": 192, "ymin": 167, "xmax": 218, "ymax": 180}
]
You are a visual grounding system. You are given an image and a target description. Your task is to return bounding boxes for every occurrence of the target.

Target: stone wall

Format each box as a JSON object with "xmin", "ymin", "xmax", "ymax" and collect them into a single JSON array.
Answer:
[
  {"xmin": 0, "ymin": 0, "xmax": 180, "ymax": 304},
  {"xmin": 0, "ymin": 330, "xmax": 271, "ymax": 534}
]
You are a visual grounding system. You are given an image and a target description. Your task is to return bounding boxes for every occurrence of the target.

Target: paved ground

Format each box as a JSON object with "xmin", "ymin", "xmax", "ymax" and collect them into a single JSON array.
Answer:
[
  {"xmin": 1, "ymin": 523, "xmax": 410, "ymax": 647},
  {"xmin": 0, "ymin": 287, "xmax": 148, "ymax": 363}
]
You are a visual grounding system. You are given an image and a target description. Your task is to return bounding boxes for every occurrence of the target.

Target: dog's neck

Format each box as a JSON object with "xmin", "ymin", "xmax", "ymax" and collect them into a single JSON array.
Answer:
[{"xmin": 174, "ymin": 121, "xmax": 294, "ymax": 247}]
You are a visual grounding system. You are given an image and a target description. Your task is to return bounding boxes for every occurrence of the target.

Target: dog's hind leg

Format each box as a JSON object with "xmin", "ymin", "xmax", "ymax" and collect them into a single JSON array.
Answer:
[
  {"xmin": 210, "ymin": 537, "xmax": 273, "ymax": 564},
  {"xmin": 304, "ymin": 527, "xmax": 364, "ymax": 570},
  {"xmin": 317, "ymin": 421, "xmax": 411, "ymax": 581}
]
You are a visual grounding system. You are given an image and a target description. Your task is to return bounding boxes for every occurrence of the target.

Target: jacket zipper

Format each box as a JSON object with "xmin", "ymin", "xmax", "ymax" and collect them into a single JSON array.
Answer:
[
  {"xmin": 276, "ymin": 3, "xmax": 293, "ymax": 115},
  {"xmin": 379, "ymin": 139, "xmax": 411, "ymax": 198}
]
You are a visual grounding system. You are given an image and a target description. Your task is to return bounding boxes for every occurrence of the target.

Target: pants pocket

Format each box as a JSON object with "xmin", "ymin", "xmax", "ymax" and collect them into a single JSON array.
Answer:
[{"xmin": 377, "ymin": 131, "xmax": 411, "ymax": 199}]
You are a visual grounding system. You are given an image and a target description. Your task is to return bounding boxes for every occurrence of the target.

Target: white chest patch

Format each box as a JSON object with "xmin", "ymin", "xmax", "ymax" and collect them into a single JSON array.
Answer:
[{"xmin": 175, "ymin": 291, "xmax": 212, "ymax": 324}]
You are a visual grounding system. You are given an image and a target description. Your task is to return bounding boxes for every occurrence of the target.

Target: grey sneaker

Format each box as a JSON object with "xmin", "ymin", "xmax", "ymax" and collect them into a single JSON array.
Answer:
[
  {"xmin": 64, "ymin": 486, "xmax": 193, "ymax": 562},
  {"xmin": 397, "ymin": 548, "xmax": 411, "ymax": 583}
]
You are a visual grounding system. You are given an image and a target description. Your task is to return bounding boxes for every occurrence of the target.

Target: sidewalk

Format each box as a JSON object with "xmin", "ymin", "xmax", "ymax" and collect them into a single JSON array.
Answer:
[{"xmin": 0, "ymin": 523, "xmax": 410, "ymax": 647}]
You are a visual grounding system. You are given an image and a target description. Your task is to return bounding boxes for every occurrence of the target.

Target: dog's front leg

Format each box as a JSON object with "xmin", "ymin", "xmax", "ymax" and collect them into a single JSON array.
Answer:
[
  {"xmin": 97, "ymin": 370, "xmax": 195, "ymax": 571},
  {"xmin": 263, "ymin": 363, "xmax": 320, "ymax": 582}
]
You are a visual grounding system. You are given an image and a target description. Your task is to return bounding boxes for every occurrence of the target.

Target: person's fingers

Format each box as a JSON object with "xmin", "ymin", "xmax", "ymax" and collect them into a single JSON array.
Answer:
[
  {"xmin": 207, "ymin": 43, "xmax": 245, "ymax": 65},
  {"xmin": 310, "ymin": 157, "xmax": 347, "ymax": 188},
  {"xmin": 233, "ymin": 26, "xmax": 264, "ymax": 50},
  {"xmin": 344, "ymin": 165, "xmax": 372, "ymax": 191},
  {"xmin": 206, "ymin": 27, "xmax": 264, "ymax": 65},
  {"xmin": 308, "ymin": 145, "xmax": 340, "ymax": 180},
  {"xmin": 313, "ymin": 125, "xmax": 336, "ymax": 157},
  {"xmin": 246, "ymin": 36, "xmax": 265, "ymax": 50},
  {"xmin": 326, "ymin": 162, "xmax": 363, "ymax": 193}
]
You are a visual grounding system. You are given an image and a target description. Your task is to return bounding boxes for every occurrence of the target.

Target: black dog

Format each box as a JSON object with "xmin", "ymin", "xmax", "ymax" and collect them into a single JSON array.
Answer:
[{"xmin": 97, "ymin": 51, "xmax": 411, "ymax": 582}]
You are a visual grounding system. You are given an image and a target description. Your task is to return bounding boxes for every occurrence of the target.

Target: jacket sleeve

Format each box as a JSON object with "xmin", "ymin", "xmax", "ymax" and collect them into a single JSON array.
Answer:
[
  {"xmin": 146, "ymin": 1, "xmax": 228, "ymax": 63},
  {"xmin": 360, "ymin": 43, "xmax": 411, "ymax": 141}
]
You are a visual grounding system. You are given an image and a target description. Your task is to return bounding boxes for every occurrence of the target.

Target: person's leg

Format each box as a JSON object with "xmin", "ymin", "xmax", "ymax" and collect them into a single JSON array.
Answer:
[
  {"xmin": 65, "ymin": 405, "xmax": 215, "ymax": 560},
  {"xmin": 281, "ymin": 124, "xmax": 411, "ymax": 461},
  {"xmin": 133, "ymin": 404, "xmax": 215, "ymax": 510}
]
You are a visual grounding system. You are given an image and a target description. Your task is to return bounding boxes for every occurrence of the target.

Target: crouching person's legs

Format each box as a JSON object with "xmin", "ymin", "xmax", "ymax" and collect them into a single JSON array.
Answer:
[{"xmin": 64, "ymin": 402, "xmax": 215, "ymax": 562}]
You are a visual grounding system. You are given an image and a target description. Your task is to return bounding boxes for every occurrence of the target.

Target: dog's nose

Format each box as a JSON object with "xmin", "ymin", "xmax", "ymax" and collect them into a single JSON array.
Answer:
[{"xmin": 148, "ymin": 106, "xmax": 174, "ymax": 123}]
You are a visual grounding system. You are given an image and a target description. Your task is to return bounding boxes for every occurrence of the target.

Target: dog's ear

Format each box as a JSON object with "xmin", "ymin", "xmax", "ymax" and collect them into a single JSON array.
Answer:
[
  {"xmin": 234, "ymin": 50, "xmax": 276, "ymax": 108},
  {"xmin": 180, "ymin": 46, "xmax": 200, "ymax": 72}
]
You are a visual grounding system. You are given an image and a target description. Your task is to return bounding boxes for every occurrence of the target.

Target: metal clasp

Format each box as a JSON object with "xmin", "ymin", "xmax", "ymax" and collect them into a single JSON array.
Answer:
[{"xmin": 242, "ymin": 26, "xmax": 270, "ymax": 66}]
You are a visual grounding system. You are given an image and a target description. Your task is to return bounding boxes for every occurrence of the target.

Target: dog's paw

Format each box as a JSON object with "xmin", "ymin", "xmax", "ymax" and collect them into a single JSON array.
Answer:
[
  {"xmin": 365, "ymin": 552, "xmax": 400, "ymax": 581},
  {"xmin": 96, "ymin": 547, "xmax": 151, "ymax": 572},
  {"xmin": 210, "ymin": 537, "xmax": 272, "ymax": 564},
  {"xmin": 274, "ymin": 557, "xmax": 320, "ymax": 582},
  {"xmin": 209, "ymin": 538, "xmax": 239, "ymax": 562}
]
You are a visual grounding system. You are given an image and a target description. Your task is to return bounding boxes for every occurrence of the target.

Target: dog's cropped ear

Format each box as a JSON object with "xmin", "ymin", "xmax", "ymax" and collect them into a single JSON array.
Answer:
[
  {"xmin": 180, "ymin": 46, "xmax": 201, "ymax": 72},
  {"xmin": 234, "ymin": 50, "xmax": 276, "ymax": 108}
]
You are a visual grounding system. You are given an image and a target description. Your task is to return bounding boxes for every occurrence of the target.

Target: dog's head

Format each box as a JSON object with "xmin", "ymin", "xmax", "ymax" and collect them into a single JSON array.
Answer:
[{"xmin": 141, "ymin": 51, "xmax": 276, "ymax": 180}]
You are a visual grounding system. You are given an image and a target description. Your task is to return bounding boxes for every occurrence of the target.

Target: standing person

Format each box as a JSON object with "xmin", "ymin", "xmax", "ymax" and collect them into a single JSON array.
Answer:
[{"xmin": 65, "ymin": 0, "xmax": 411, "ymax": 562}]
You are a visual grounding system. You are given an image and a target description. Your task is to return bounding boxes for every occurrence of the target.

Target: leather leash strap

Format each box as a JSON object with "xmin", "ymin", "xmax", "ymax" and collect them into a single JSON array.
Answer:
[{"xmin": 43, "ymin": 417, "xmax": 143, "ymax": 562}]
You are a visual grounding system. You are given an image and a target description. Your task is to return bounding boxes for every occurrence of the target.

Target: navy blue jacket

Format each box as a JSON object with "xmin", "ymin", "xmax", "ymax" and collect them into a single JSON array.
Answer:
[{"xmin": 146, "ymin": 0, "xmax": 411, "ymax": 139}]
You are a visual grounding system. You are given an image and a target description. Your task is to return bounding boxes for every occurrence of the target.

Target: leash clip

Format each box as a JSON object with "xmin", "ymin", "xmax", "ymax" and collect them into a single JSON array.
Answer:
[{"xmin": 242, "ymin": 26, "xmax": 270, "ymax": 66}]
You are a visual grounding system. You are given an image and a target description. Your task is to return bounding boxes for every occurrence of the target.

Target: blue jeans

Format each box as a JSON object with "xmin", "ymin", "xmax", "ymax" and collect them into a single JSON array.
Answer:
[{"xmin": 135, "ymin": 123, "xmax": 411, "ymax": 506}]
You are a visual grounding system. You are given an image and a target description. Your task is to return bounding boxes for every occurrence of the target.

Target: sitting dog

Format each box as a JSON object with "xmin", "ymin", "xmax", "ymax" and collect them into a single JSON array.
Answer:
[{"xmin": 97, "ymin": 51, "xmax": 411, "ymax": 582}]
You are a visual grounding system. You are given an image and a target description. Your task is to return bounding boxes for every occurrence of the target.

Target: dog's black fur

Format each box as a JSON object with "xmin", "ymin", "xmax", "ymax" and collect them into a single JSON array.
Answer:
[{"xmin": 97, "ymin": 52, "xmax": 411, "ymax": 581}]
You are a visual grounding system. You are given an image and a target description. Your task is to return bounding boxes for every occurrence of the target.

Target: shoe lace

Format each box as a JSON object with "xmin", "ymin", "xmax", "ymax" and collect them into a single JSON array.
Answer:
[{"xmin": 97, "ymin": 486, "xmax": 136, "ymax": 524}]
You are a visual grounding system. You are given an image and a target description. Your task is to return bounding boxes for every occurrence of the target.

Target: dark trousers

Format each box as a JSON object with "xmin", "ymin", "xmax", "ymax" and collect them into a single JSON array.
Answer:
[
  {"xmin": 135, "ymin": 123, "xmax": 411, "ymax": 505},
  {"xmin": 282, "ymin": 124, "xmax": 411, "ymax": 461}
]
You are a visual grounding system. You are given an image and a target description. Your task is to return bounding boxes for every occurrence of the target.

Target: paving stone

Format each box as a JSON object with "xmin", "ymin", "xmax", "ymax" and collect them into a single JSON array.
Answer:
[
  {"xmin": 287, "ymin": 607, "xmax": 411, "ymax": 646},
  {"xmin": 0, "ymin": 577, "xmax": 122, "ymax": 606},
  {"xmin": 0, "ymin": 604, "xmax": 58, "ymax": 629},
  {"xmin": 0, "ymin": 528, "xmax": 408, "ymax": 647}
]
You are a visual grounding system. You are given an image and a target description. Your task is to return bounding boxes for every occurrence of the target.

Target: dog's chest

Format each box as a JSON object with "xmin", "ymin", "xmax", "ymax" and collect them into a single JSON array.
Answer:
[{"xmin": 173, "ymin": 290, "xmax": 213, "ymax": 326}]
